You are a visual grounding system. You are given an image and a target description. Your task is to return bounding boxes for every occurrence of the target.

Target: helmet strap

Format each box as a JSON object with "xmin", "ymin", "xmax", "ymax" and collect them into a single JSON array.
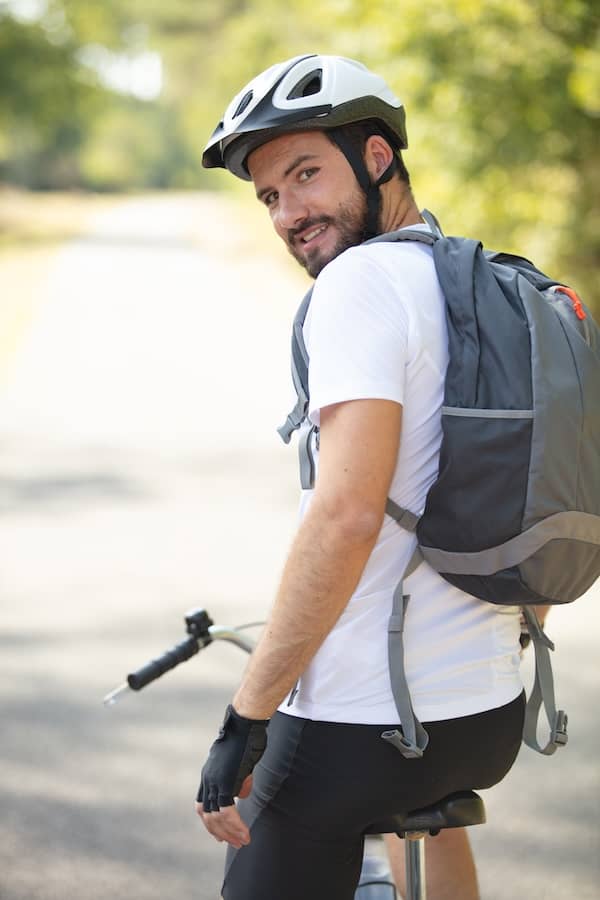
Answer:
[{"xmin": 328, "ymin": 128, "xmax": 397, "ymax": 240}]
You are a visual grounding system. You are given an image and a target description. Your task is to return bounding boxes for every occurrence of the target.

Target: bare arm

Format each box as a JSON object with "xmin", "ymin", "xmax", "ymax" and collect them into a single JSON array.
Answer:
[
  {"xmin": 234, "ymin": 397, "xmax": 402, "ymax": 718},
  {"xmin": 197, "ymin": 397, "xmax": 402, "ymax": 846}
]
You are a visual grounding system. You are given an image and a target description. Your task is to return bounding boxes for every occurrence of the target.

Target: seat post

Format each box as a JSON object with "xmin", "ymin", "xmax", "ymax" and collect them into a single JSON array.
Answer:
[
  {"xmin": 360, "ymin": 792, "xmax": 485, "ymax": 900},
  {"xmin": 404, "ymin": 831, "xmax": 427, "ymax": 900}
]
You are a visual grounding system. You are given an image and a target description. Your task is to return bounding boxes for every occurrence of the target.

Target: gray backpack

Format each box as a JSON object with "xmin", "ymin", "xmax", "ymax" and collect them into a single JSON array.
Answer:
[{"xmin": 278, "ymin": 211, "xmax": 600, "ymax": 758}]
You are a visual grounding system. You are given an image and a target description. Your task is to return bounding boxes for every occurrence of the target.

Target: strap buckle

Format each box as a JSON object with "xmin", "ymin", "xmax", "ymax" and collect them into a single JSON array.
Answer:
[
  {"xmin": 551, "ymin": 710, "xmax": 569, "ymax": 748},
  {"xmin": 381, "ymin": 729, "xmax": 425, "ymax": 760}
]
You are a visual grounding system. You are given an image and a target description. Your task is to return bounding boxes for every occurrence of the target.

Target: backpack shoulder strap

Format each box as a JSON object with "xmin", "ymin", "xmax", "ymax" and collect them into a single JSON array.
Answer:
[
  {"xmin": 366, "ymin": 208, "xmax": 442, "ymax": 248},
  {"xmin": 277, "ymin": 286, "xmax": 313, "ymax": 444},
  {"xmin": 521, "ymin": 607, "xmax": 569, "ymax": 755}
]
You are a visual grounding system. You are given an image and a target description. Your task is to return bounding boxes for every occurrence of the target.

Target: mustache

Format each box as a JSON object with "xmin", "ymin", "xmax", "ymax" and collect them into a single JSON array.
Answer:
[{"xmin": 287, "ymin": 216, "xmax": 332, "ymax": 245}]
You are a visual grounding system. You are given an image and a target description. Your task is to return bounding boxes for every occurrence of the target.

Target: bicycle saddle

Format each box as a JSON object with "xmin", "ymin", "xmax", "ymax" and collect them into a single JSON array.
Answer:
[{"xmin": 364, "ymin": 790, "xmax": 486, "ymax": 837}]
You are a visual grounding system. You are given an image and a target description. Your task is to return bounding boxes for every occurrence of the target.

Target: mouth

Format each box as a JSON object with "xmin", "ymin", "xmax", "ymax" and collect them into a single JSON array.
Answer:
[{"xmin": 294, "ymin": 223, "xmax": 329, "ymax": 251}]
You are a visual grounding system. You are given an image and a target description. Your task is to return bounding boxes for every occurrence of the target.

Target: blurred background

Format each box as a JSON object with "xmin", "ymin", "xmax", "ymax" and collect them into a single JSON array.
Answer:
[{"xmin": 1, "ymin": 1, "xmax": 599, "ymax": 898}]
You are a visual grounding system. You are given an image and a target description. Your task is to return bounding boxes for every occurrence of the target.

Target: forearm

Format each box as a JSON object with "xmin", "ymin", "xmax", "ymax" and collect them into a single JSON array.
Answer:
[{"xmin": 233, "ymin": 496, "xmax": 381, "ymax": 718}]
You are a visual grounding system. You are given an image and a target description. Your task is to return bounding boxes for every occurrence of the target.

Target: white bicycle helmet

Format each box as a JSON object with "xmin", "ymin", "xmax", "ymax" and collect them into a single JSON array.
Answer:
[
  {"xmin": 202, "ymin": 54, "xmax": 407, "ymax": 180},
  {"xmin": 202, "ymin": 54, "xmax": 408, "ymax": 239}
]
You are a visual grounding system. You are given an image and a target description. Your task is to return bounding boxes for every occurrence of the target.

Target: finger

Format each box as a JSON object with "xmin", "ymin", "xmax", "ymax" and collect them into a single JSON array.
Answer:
[
  {"xmin": 201, "ymin": 817, "xmax": 248, "ymax": 849},
  {"xmin": 203, "ymin": 785, "xmax": 219, "ymax": 814},
  {"xmin": 238, "ymin": 774, "xmax": 253, "ymax": 799},
  {"xmin": 202, "ymin": 807, "xmax": 251, "ymax": 848}
]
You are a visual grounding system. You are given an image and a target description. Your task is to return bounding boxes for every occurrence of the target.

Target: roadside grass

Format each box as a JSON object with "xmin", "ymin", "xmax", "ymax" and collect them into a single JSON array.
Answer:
[{"xmin": 0, "ymin": 187, "xmax": 116, "ymax": 250}]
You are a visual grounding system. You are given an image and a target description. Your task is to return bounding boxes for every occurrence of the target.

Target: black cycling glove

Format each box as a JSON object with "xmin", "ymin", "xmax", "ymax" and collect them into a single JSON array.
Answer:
[{"xmin": 197, "ymin": 704, "xmax": 269, "ymax": 812}]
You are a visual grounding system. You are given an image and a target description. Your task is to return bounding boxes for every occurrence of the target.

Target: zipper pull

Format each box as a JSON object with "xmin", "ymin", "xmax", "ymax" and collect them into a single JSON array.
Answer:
[{"xmin": 552, "ymin": 285, "xmax": 586, "ymax": 320}]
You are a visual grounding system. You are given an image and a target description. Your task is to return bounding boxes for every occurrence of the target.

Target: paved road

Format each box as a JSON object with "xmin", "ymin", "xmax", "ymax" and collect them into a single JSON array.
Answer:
[{"xmin": 1, "ymin": 194, "xmax": 598, "ymax": 899}]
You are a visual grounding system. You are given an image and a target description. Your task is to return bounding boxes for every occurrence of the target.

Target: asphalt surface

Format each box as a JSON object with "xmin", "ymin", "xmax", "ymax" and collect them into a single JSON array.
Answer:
[{"xmin": 1, "ymin": 194, "xmax": 598, "ymax": 899}]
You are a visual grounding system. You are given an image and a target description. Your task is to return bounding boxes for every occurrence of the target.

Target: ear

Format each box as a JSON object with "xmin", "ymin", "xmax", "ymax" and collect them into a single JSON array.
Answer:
[{"xmin": 364, "ymin": 134, "xmax": 394, "ymax": 181}]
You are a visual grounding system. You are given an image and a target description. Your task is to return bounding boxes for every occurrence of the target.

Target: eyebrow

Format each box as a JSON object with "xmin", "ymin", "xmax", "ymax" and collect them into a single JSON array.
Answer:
[{"xmin": 255, "ymin": 153, "xmax": 319, "ymax": 202}]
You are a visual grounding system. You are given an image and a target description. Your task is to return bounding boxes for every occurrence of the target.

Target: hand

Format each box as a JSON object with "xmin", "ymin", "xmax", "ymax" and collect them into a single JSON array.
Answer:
[
  {"xmin": 196, "ymin": 774, "xmax": 253, "ymax": 849},
  {"xmin": 195, "ymin": 705, "xmax": 268, "ymax": 848}
]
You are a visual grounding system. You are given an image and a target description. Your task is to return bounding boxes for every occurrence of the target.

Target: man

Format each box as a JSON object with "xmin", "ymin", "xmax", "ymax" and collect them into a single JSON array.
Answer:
[{"xmin": 196, "ymin": 54, "xmax": 524, "ymax": 900}]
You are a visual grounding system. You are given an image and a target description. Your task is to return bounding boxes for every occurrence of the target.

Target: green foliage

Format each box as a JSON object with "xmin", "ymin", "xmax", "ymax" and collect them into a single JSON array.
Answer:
[
  {"xmin": 0, "ymin": 2, "xmax": 195, "ymax": 189},
  {"xmin": 361, "ymin": 0, "xmax": 600, "ymax": 303},
  {"xmin": 0, "ymin": 11, "xmax": 100, "ymax": 187},
  {"xmin": 78, "ymin": 101, "xmax": 196, "ymax": 190},
  {"xmin": 0, "ymin": 0, "xmax": 598, "ymax": 310}
]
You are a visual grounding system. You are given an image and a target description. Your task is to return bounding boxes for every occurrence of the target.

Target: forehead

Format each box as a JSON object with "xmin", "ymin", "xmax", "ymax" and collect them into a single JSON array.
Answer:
[{"xmin": 247, "ymin": 130, "xmax": 334, "ymax": 183}]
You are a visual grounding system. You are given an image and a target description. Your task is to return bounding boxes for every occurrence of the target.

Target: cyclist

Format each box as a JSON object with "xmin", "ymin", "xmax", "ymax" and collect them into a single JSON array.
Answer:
[{"xmin": 196, "ymin": 54, "xmax": 525, "ymax": 900}]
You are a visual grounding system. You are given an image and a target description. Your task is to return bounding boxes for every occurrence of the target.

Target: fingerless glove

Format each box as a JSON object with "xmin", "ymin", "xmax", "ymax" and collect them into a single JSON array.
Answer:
[{"xmin": 197, "ymin": 705, "xmax": 269, "ymax": 812}]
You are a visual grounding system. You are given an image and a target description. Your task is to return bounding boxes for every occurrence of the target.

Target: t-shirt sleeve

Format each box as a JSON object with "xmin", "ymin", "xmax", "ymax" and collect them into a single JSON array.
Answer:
[{"xmin": 305, "ymin": 248, "xmax": 410, "ymax": 425}]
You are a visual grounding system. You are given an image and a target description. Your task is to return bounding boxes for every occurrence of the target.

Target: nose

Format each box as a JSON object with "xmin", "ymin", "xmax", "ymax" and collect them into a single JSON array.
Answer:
[{"xmin": 274, "ymin": 188, "xmax": 309, "ymax": 232}]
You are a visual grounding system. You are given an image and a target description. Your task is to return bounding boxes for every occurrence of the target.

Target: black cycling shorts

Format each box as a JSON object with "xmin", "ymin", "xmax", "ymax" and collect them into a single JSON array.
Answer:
[{"xmin": 222, "ymin": 692, "xmax": 525, "ymax": 900}]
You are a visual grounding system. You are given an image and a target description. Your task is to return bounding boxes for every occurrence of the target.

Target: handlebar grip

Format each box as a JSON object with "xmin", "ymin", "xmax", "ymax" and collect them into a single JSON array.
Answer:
[{"xmin": 127, "ymin": 635, "xmax": 202, "ymax": 690}]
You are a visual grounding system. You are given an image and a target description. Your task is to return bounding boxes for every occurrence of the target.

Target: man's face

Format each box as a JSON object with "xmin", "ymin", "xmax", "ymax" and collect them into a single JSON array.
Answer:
[{"xmin": 247, "ymin": 130, "xmax": 368, "ymax": 278}]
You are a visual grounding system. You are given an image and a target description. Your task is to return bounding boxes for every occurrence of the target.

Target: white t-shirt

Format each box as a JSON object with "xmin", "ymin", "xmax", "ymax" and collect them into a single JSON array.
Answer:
[{"xmin": 280, "ymin": 227, "xmax": 523, "ymax": 725}]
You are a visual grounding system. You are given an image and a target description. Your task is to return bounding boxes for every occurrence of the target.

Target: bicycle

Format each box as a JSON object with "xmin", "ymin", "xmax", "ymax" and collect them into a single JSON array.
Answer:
[{"xmin": 104, "ymin": 608, "xmax": 486, "ymax": 900}]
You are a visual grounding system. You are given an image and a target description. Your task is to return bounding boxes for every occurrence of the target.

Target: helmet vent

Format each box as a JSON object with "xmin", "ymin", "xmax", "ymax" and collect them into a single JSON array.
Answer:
[
  {"xmin": 233, "ymin": 91, "xmax": 254, "ymax": 119},
  {"xmin": 287, "ymin": 69, "xmax": 322, "ymax": 100}
]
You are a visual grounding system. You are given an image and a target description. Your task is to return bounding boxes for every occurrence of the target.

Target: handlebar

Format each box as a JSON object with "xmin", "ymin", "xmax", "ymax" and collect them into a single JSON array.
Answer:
[{"xmin": 103, "ymin": 608, "xmax": 258, "ymax": 707}]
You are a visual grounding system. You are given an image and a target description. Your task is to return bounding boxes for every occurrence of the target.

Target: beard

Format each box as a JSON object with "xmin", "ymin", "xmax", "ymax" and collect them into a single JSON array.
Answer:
[{"xmin": 286, "ymin": 191, "xmax": 369, "ymax": 279}]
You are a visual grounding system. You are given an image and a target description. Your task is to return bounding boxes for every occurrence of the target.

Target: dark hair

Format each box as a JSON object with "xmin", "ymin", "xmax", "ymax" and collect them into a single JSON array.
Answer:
[{"xmin": 327, "ymin": 121, "xmax": 411, "ymax": 187}]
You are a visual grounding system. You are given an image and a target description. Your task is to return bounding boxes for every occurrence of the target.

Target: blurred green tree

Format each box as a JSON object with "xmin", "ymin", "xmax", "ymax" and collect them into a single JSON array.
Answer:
[
  {"xmin": 0, "ymin": 10, "xmax": 103, "ymax": 187},
  {"xmin": 0, "ymin": 0, "xmax": 196, "ymax": 190},
  {"xmin": 346, "ymin": 0, "xmax": 600, "ymax": 308}
]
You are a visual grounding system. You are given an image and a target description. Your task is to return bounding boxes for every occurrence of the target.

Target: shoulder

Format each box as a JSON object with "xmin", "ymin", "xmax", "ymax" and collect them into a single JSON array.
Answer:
[
  {"xmin": 315, "ymin": 242, "xmax": 401, "ymax": 289},
  {"xmin": 304, "ymin": 245, "xmax": 413, "ymax": 353},
  {"xmin": 314, "ymin": 239, "xmax": 435, "ymax": 297},
  {"xmin": 309, "ymin": 247, "xmax": 398, "ymax": 328},
  {"xmin": 309, "ymin": 240, "xmax": 434, "ymax": 326}
]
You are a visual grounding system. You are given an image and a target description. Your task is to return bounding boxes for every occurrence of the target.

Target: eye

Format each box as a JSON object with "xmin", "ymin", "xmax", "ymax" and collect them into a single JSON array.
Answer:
[
  {"xmin": 263, "ymin": 190, "xmax": 278, "ymax": 208},
  {"xmin": 299, "ymin": 167, "xmax": 318, "ymax": 182}
]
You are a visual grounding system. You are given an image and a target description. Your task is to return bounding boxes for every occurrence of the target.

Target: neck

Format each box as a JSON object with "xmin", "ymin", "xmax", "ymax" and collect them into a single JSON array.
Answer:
[{"xmin": 379, "ymin": 182, "xmax": 422, "ymax": 234}]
